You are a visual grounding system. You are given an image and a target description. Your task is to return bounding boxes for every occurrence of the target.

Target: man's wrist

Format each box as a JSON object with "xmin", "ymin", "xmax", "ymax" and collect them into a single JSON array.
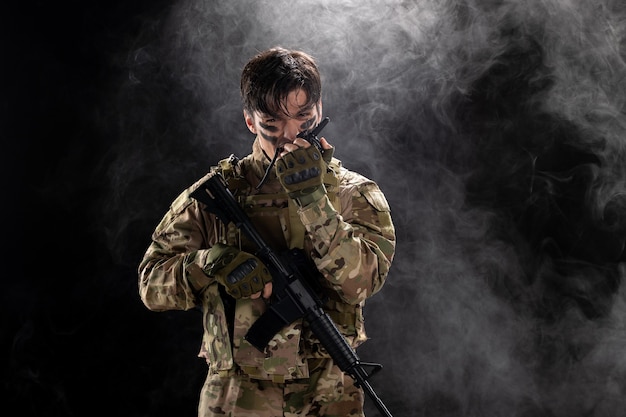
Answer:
[{"xmin": 290, "ymin": 184, "xmax": 327, "ymax": 207}]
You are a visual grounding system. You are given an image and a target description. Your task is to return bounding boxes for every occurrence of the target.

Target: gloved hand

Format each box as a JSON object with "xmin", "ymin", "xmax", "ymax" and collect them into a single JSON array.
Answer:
[
  {"xmin": 275, "ymin": 145, "xmax": 334, "ymax": 207},
  {"xmin": 204, "ymin": 243, "xmax": 272, "ymax": 299}
]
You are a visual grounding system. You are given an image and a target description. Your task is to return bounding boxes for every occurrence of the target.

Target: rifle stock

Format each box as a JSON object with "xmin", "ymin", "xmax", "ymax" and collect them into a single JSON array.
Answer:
[{"xmin": 190, "ymin": 173, "xmax": 393, "ymax": 417}]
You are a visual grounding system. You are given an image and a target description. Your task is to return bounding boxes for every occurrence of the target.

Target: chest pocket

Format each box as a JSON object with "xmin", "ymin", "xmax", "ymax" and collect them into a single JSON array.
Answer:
[{"xmin": 244, "ymin": 194, "xmax": 305, "ymax": 250}]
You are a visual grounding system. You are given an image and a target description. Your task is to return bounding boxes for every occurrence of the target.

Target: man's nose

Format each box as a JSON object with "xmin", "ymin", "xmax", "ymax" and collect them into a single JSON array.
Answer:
[{"xmin": 283, "ymin": 120, "xmax": 301, "ymax": 140}]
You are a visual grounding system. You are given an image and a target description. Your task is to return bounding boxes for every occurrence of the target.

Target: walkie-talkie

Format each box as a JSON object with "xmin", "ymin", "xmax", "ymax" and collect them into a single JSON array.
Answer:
[{"xmin": 297, "ymin": 116, "xmax": 330, "ymax": 154}]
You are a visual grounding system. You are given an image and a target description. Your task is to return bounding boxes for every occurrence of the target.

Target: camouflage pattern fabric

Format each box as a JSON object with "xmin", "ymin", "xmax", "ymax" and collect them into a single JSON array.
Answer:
[
  {"xmin": 198, "ymin": 359, "xmax": 365, "ymax": 417},
  {"xmin": 138, "ymin": 137, "xmax": 395, "ymax": 414}
]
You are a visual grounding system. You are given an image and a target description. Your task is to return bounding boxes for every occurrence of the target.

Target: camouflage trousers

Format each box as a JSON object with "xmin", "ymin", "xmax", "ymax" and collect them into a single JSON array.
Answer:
[{"xmin": 198, "ymin": 358, "xmax": 365, "ymax": 417}]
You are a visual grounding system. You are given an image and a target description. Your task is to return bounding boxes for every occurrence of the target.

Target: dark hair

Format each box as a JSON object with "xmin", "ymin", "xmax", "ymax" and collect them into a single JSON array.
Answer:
[{"xmin": 240, "ymin": 47, "xmax": 321, "ymax": 117}]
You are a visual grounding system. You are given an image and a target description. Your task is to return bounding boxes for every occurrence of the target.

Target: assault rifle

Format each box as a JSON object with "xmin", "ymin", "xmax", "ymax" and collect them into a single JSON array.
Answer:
[{"xmin": 190, "ymin": 172, "xmax": 393, "ymax": 417}]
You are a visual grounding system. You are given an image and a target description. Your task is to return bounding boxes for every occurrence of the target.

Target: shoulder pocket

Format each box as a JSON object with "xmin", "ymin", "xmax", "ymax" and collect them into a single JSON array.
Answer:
[{"xmin": 361, "ymin": 185, "xmax": 391, "ymax": 212}]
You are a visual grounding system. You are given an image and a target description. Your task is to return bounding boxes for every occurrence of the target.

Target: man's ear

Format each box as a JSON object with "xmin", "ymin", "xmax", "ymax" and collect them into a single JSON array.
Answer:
[{"xmin": 244, "ymin": 111, "xmax": 257, "ymax": 134}]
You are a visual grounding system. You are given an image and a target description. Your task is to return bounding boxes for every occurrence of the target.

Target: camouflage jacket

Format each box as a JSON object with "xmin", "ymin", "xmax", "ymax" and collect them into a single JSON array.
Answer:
[{"xmin": 138, "ymin": 138, "xmax": 396, "ymax": 380}]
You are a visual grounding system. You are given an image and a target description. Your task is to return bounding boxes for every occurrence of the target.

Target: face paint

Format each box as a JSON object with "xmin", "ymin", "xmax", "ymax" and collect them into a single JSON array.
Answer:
[
  {"xmin": 300, "ymin": 117, "xmax": 316, "ymax": 132},
  {"xmin": 256, "ymin": 121, "xmax": 280, "ymax": 144},
  {"xmin": 259, "ymin": 122, "xmax": 278, "ymax": 132},
  {"xmin": 260, "ymin": 131, "xmax": 278, "ymax": 144}
]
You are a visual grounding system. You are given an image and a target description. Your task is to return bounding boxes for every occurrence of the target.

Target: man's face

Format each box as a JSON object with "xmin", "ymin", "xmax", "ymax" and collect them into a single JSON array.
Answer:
[{"xmin": 244, "ymin": 88, "xmax": 322, "ymax": 158}]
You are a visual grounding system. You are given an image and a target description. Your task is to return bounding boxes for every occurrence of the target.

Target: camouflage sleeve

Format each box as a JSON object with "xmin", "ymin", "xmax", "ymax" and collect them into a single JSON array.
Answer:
[
  {"xmin": 298, "ymin": 174, "xmax": 396, "ymax": 305},
  {"xmin": 138, "ymin": 176, "xmax": 218, "ymax": 312}
]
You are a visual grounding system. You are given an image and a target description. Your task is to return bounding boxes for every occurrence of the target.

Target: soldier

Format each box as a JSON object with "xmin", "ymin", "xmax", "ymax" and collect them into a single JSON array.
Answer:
[{"xmin": 138, "ymin": 46, "xmax": 396, "ymax": 417}]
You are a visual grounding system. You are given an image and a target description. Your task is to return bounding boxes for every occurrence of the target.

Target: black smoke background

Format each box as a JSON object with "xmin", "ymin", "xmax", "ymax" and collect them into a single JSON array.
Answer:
[{"xmin": 4, "ymin": 0, "xmax": 626, "ymax": 416}]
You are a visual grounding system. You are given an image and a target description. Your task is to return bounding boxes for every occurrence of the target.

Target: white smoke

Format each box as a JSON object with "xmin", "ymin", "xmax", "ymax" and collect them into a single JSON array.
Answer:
[{"xmin": 105, "ymin": 0, "xmax": 626, "ymax": 415}]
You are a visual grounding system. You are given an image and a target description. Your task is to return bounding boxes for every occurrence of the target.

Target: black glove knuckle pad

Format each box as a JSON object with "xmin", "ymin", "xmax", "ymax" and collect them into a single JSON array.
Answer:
[
  {"xmin": 275, "ymin": 146, "xmax": 327, "ymax": 207},
  {"xmin": 226, "ymin": 258, "xmax": 257, "ymax": 284},
  {"xmin": 206, "ymin": 243, "xmax": 271, "ymax": 299},
  {"xmin": 284, "ymin": 167, "xmax": 321, "ymax": 185}
]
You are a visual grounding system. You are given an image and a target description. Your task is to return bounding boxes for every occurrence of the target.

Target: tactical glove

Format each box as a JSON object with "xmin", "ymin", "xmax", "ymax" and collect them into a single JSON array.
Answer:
[
  {"xmin": 275, "ymin": 145, "xmax": 334, "ymax": 207},
  {"xmin": 204, "ymin": 243, "xmax": 272, "ymax": 299}
]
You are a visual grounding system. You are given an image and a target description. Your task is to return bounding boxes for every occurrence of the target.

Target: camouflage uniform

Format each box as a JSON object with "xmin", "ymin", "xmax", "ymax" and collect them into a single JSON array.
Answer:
[{"xmin": 138, "ymin": 138, "xmax": 396, "ymax": 416}]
